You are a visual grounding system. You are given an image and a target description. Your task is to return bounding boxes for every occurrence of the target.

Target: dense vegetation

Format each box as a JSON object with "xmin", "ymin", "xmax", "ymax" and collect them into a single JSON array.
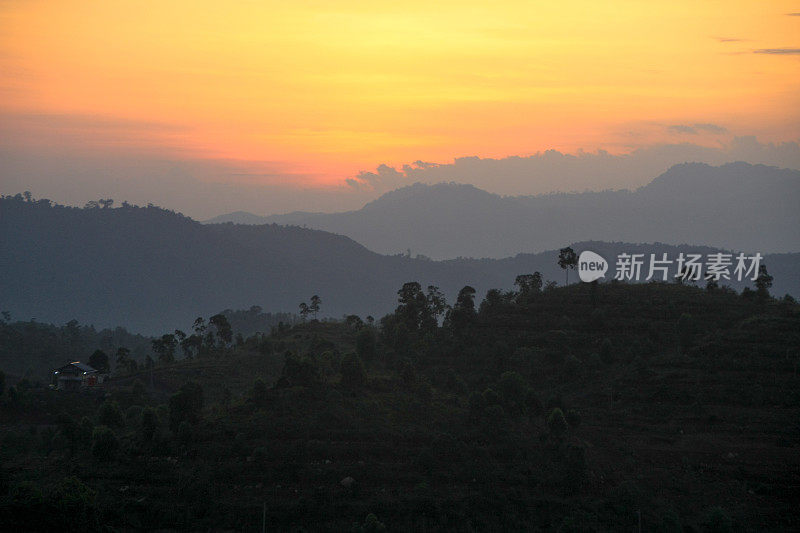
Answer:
[
  {"xmin": 1, "ymin": 278, "xmax": 798, "ymax": 531},
  {"xmin": 0, "ymin": 316, "xmax": 151, "ymax": 378}
]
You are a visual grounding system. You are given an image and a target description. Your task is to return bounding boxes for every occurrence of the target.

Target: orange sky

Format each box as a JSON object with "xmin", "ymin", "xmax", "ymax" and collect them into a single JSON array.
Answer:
[{"xmin": 1, "ymin": 0, "xmax": 799, "ymax": 188}]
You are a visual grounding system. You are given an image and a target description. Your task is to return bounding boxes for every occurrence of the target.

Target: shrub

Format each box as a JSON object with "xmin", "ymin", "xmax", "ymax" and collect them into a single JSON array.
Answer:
[
  {"xmin": 600, "ymin": 338, "xmax": 614, "ymax": 364},
  {"xmin": 484, "ymin": 404, "xmax": 505, "ymax": 421},
  {"xmin": 563, "ymin": 355, "xmax": 582, "ymax": 376},
  {"xmin": 703, "ymin": 507, "xmax": 733, "ymax": 533},
  {"xmin": 677, "ymin": 313, "xmax": 694, "ymax": 352},
  {"xmin": 132, "ymin": 379, "xmax": 146, "ymax": 398},
  {"xmin": 233, "ymin": 433, "xmax": 248, "ymax": 457},
  {"xmin": 340, "ymin": 353, "xmax": 367, "ymax": 389},
  {"xmin": 281, "ymin": 352, "xmax": 321, "ymax": 387},
  {"xmin": 356, "ymin": 329, "xmax": 377, "ymax": 361},
  {"xmin": 399, "ymin": 359, "xmax": 416, "ymax": 387},
  {"xmin": 78, "ymin": 416, "xmax": 94, "ymax": 444},
  {"xmin": 49, "ymin": 476, "xmax": 97, "ymax": 525},
  {"xmin": 9, "ymin": 481, "xmax": 43, "ymax": 523},
  {"xmin": 169, "ymin": 381, "xmax": 204, "ymax": 430},
  {"xmin": 91, "ymin": 426, "xmax": 118, "ymax": 461},
  {"xmin": 497, "ymin": 371, "xmax": 528, "ymax": 413},
  {"xmin": 525, "ymin": 389, "xmax": 543, "ymax": 416},
  {"xmin": 251, "ymin": 378, "xmax": 268, "ymax": 404},
  {"xmin": 468, "ymin": 391, "xmax": 484, "ymax": 413},
  {"xmin": 125, "ymin": 405, "xmax": 143, "ymax": 422},
  {"xmin": 547, "ymin": 408, "xmax": 568, "ymax": 436},
  {"xmin": 177, "ymin": 420, "xmax": 193, "ymax": 446},
  {"xmin": 545, "ymin": 394, "xmax": 563, "ymax": 409},
  {"xmin": 140, "ymin": 407, "xmax": 157, "ymax": 443},
  {"xmin": 659, "ymin": 509, "xmax": 682, "ymax": 533},
  {"xmin": 565, "ymin": 409, "xmax": 581, "ymax": 428},
  {"xmin": 252, "ymin": 446, "xmax": 268, "ymax": 463},
  {"xmin": 482, "ymin": 388, "xmax": 501, "ymax": 407},
  {"xmin": 353, "ymin": 513, "xmax": 386, "ymax": 532},
  {"xmin": 98, "ymin": 400, "xmax": 125, "ymax": 428}
]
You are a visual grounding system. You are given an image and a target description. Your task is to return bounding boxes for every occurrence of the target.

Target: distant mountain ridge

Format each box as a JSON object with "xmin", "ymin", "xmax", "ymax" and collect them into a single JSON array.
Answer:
[
  {"xmin": 2, "ymin": 195, "xmax": 799, "ymax": 334},
  {"xmin": 204, "ymin": 162, "xmax": 800, "ymax": 259}
]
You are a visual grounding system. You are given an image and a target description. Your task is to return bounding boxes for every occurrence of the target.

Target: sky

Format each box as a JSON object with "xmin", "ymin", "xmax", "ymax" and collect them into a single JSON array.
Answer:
[{"xmin": 1, "ymin": 0, "xmax": 799, "ymax": 218}]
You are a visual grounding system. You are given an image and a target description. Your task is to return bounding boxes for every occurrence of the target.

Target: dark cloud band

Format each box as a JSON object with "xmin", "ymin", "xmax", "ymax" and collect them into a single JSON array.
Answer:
[{"xmin": 754, "ymin": 48, "xmax": 800, "ymax": 55}]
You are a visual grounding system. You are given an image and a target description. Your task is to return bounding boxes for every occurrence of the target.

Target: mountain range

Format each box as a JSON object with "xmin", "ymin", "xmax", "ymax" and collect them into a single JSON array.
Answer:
[
  {"xmin": 2, "ymin": 193, "xmax": 798, "ymax": 334},
  {"xmin": 205, "ymin": 162, "xmax": 800, "ymax": 260}
]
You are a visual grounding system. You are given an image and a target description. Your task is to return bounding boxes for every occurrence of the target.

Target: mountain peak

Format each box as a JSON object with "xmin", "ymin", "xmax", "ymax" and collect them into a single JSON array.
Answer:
[
  {"xmin": 640, "ymin": 161, "xmax": 800, "ymax": 194},
  {"xmin": 362, "ymin": 181, "xmax": 498, "ymax": 211}
]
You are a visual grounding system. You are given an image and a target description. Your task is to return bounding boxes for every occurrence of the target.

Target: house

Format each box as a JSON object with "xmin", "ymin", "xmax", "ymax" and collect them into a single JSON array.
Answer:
[{"xmin": 53, "ymin": 362, "xmax": 104, "ymax": 391}]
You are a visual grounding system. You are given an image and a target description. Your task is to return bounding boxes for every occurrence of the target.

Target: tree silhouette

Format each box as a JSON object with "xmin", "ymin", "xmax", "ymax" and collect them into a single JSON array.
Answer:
[
  {"xmin": 310, "ymin": 295, "xmax": 321, "ymax": 320},
  {"xmin": 755, "ymin": 264, "xmax": 773, "ymax": 297},
  {"xmin": 426, "ymin": 285, "xmax": 447, "ymax": 322},
  {"xmin": 192, "ymin": 317, "xmax": 206, "ymax": 336},
  {"xmin": 444, "ymin": 285, "xmax": 477, "ymax": 334},
  {"xmin": 299, "ymin": 302, "xmax": 310, "ymax": 322},
  {"xmin": 558, "ymin": 247, "xmax": 578, "ymax": 285},
  {"xmin": 514, "ymin": 272, "xmax": 543, "ymax": 303},
  {"xmin": 114, "ymin": 347, "xmax": 130, "ymax": 372},
  {"xmin": 152, "ymin": 334, "xmax": 177, "ymax": 363},
  {"xmin": 209, "ymin": 314, "xmax": 233, "ymax": 346},
  {"xmin": 88, "ymin": 349, "xmax": 110, "ymax": 373}
]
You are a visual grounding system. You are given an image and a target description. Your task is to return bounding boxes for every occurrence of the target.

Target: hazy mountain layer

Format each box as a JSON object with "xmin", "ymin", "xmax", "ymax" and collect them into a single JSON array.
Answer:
[
  {"xmin": 206, "ymin": 162, "xmax": 800, "ymax": 259},
  {"xmin": 3, "ymin": 196, "xmax": 798, "ymax": 334}
]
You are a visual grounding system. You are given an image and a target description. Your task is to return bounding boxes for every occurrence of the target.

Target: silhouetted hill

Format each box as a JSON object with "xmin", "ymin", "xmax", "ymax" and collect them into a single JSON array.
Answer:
[
  {"xmin": 2, "ymin": 195, "xmax": 798, "ymax": 334},
  {"xmin": 207, "ymin": 162, "xmax": 800, "ymax": 259}
]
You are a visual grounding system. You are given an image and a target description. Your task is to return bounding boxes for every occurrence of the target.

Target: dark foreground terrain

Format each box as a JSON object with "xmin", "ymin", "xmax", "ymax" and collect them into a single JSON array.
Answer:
[{"xmin": 1, "ymin": 281, "xmax": 799, "ymax": 531}]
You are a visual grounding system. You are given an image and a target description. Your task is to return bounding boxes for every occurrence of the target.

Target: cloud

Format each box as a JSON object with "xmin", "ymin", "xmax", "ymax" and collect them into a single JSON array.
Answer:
[
  {"xmin": 754, "ymin": 48, "xmax": 800, "ymax": 55},
  {"xmin": 668, "ymin": 123, "xmax": 728, "ymax": 135},
  {"xmin": 715, "ymin": 37, "xmax": 746, "ymax": 42},
  {"xmin": 2, "ymin": 110, "xmax": 798, "ymax": 219},
  {"xmin": 668, "ymin": 125, "xmax": 699, "ymax": 134},
  {"xmin": 346, "ymin": 164, "xmax": 409, "ymax": 191},
  {"xmin": 786, "ymin": 13, "xmax": 800, "ymax": 16},
  {"xmin": 694, "ymin": 123, "xmax": 728, "ymax": 134},
  {"xmin": 347, "ymin": 137, "xmax": 800, "ymax": 197},
  {"xmin": 4, "ymin": 137, "xmax": 799, "ymax": 219}
]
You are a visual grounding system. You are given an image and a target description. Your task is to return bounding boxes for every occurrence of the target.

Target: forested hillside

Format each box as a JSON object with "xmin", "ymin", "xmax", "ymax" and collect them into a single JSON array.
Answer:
[
  {"xmin": 0, "ymin": 317, "xmax": 151, "ymax": 379},
  {"xmin": 2, "ymin": 194, "xmax": 798, "ymax": 334},
  {"xmin": 0, "ymin": 281, "xmax": 797, "ymax": 530}
]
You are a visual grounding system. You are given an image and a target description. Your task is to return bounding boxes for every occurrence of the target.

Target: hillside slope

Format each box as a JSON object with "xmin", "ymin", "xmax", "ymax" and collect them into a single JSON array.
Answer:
[
  {"xmin": 207, "ymin": 163, "xmax": 800, "ymax": 259},
  {"xmin": 1, "ymin": 282, "xmax": 798, "ymax": 530},
  {"xmin": 2, "ymin": 196, "xmax": 798, "ymax": 334}
]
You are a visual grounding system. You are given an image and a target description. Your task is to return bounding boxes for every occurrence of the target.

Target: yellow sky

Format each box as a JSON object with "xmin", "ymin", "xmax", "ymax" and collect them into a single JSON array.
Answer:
[{"xmin": 1, "ymin": 0, "xmax": 798, "ymax": 187}]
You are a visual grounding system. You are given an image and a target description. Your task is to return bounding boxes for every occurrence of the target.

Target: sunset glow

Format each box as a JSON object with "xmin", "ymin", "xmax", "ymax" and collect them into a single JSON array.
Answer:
[{"xmin": 1, "ymin": 0, "xmax": 799, "ymax": 188}]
